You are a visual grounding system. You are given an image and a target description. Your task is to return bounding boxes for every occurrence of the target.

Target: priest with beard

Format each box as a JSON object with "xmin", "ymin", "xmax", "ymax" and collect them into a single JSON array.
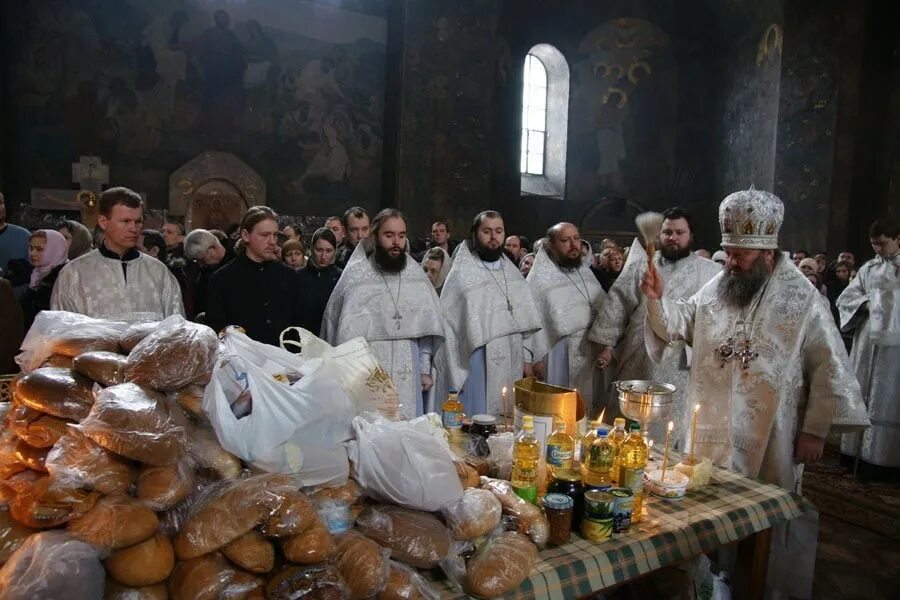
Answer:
[
  {"xmin": 641, "ymin": 189, "xmax": 868, "ymax": 599},
  {"xmin": 321, "ymin": 208, "xmax": 448, "ymax": 419},
  {"xmin": 589, "ymin": 207, "xmax": 720, "ymax": 446},
  {"xmin": 435, "ymin": 211, "xmax": 543, "ymax": 416},
  {"xmin": 524, "ymin": 223, "xmax": 606, "ymax": 415}
]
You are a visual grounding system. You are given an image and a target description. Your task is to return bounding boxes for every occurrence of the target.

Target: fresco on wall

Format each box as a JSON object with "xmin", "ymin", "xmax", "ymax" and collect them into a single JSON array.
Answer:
[{"xmin": 6, "ymin": 0, "xmax": 387, "ymax": 216}]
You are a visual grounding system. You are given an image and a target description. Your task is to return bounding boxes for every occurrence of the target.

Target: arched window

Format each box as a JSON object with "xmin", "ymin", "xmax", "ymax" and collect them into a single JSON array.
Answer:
[{"xmin": 520, "ymin": 45, "xmax": 569, "ymax": 198}]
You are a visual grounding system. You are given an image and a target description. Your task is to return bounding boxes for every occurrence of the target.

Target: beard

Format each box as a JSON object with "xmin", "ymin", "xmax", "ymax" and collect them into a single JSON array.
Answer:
[
  {"xmin": 474, "ymin": 238, "xmax": 504, "ymax": 262},
  {"xmin": 716, "ymin": 253, "xmax": 770, "ymax": 309},
  {"xmin": 555, "ymin": 253, "xmax": 582, "ymax": 269},
  {"xmin": 373, "ymin": 244, "xmax": 406, "ymax": 272},
  {"xmin": 659, "ymin": 243, "xmax": 691, "ymax": 262}
]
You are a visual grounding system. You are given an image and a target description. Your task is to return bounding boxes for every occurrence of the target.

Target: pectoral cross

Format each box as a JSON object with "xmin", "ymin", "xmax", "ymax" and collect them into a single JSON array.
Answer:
[
  {"xmin": 716, "ymin": 337, "xmax": 758, "ymax": 370},
  {"xmin": 392, "ymin": 310, "xmax": 402, "ymax": 330},
  {"xmin": 507, "ymin": 299, "xmax": 514, "ymax": 314}
]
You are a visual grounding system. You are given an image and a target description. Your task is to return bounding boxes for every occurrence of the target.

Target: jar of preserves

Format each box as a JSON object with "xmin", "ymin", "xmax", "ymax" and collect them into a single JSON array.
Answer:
[{"xmin": 548, "ymin": 469, "xmax": 584, "ymax": 527}]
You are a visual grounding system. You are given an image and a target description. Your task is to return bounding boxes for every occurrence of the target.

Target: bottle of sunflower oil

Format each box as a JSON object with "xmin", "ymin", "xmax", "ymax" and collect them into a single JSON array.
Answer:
[
  {"xmin": 511, "ymin": 415, "xmax": 540, "ymax": 504},
  {"xmin": 618, "ymin": 422, "xmax": 649, "ymax": 523}
]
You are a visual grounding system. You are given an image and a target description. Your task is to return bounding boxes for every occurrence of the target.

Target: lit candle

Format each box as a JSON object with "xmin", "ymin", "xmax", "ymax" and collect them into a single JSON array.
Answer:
[
  {"xmin": 501, "ymin": 386, "xmax": 509, "ymax": 418},
  {"xmin": 689, "ymin": 403, "xmax": 701, "ymax": 463},
  {"xmin": 597, "ymin": 408, "xmax": 605, "ymax": 428},
  {"xmin": 661, "ymin": 420, "xmax": 674, "ymax": 482}
]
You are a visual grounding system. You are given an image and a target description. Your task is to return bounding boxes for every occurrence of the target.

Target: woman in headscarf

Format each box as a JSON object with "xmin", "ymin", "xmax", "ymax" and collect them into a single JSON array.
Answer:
[
  {"xmin": 57, "ymin": 219, "xmax": 93, "ymax": 259},
  {"xmin": 20, "ymin": 229, "xmax": 69, "ymax": 329},
  {"xmin": 422, "ymin": 246, "xmax": 452, "ymax": 295}
]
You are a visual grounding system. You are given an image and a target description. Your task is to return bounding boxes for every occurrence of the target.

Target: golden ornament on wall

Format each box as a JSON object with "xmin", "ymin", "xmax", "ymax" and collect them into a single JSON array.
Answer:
[{"xmin": 756, "ymin": 24, "xmax": 783, "ymax": 66}]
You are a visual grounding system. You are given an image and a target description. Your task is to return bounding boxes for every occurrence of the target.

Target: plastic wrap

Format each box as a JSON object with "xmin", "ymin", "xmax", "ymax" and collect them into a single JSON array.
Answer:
[
  {"xmin": 310, "ymin": 478, "xmax": 363, "ymax": 506},
  {"xmin": 266, "ymin": 564, "xmax": 350, "ymax": 600},
  {"xmin": 259, "ymin": 488, "xmax": 317, "ymax": 538},
  {"xmin": 8, "ymin": 404, "xmax": 71, "ymax": 449},
  {"xmin": 75, "ymin": 383, "xmax": 188, "ymax": 466},
  {"xmin": 12, "ymin": 367, "xmax": 95, "ymax": 421},
  {"xmin": 105, "ymin": 532, "xmax": 175, "ymax": 587},
  {"xmin": 168, "ymin": 552, "xmax": 264, "ymax": 600},
  {"xmin": 486, "ymin": 432, "xmax": 515, "ymax": 480},
  {"xmin": 0, "ymin": 530, "xmax": 105, "ymax": 599},
  {"xmin": 356, "ymin": 505, "xmax": 451, "ymax": 569},
  {"xmin": 155, "ymin": 471, "xmax": 217, "ymax": 538},
  {"xmin": 348, "ymin": 414, "xmax": 463, "ymax": 512},
  {"xmin": 281, "ymin": 516, "xmax": 334, "ymax": 564},
  {"xmin": 172, "ymin": 473, "xmax": 295, "ymax": 560},
  {"xmin": 378, "ymin": 560, "xmax": 440, "ymax": 600},
  {"xmin": 125, "ymin": 316, "xmax": 218, "ymax": 392},
  {"xmin": 0, "ymin": 510, "xmax": 35, "ymax": 565},
  {"xmin": 331, "ymin": 531, "xmax": 391, "ymax": 600},
  {"xmin": 136, "ymin": 458, "xmax": 195, "ymax": 511},
  {"xmin": 190, "ymin": 426, "xmax": 243, "ymax": 480},
  {"xmin": 8, "ymin": 476, "xmax": 101, "ymax": 528},
  {"xmin": 67, "ymin": 494, "xmax": 159, "ymax": 550},
  {"xmin": 480, "ymin": 477, "xmax": 549, "ymax": 547},
  {"xmin": 453, "ymin": 460, "xmax": 480, "ymax": 489},
  {"xmin": 15, "ymin": 311, "xmax": 128, "ymax": 372},
  {"xmin": 170, "ymin": 384, "xmax": 207, "ymax": 420},
  {"xmin": 72, "ymin": 350, "xmax": 128, "ymax": 386},
  {"xmin": 222, "ymin": 530, "xmax": 275, "ymax": 574},
  {"xmin": 13, "ymin": 439, "xmax": 49, "ymax": 472},
  {"xmin": 104, "ymin": 579, "xmax": 168, "ymax": 600},
  {"xmin": 45, "ymin": 430, "xmax": 135, "ymax": 496},
  {"xmin": 463, "ymin": 531, "xmax": 538, "ymax": 599},
  {"xmin": 118, "ymin": 321, "xmax": 160, "ymax": 353},
  {"xmin": 440, "ymin": 488, "xmax": 503, "ymax": 541}
]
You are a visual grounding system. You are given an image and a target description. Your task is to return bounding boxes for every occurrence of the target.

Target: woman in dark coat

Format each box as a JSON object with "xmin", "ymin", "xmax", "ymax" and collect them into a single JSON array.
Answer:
[
  {"xmin": 20, "ymin": 229, "xmax": 69, "ymax": 330},
  {"xmin": 297, "ymin": 227, "xmax": 342, "ymax": 337}
]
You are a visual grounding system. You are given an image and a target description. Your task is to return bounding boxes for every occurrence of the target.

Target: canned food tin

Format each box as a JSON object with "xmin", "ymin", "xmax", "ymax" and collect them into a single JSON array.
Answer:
[
  {"xmin": 581, "ymin": 516, "xmax": 613, "ymax": 542},
  {"xmin": 611, "ymin": 487, "xmax": 633, "ymax": 533},
  {"xmin": 583, "ymin": 490, "xmax": 615, "ymax": 519}
]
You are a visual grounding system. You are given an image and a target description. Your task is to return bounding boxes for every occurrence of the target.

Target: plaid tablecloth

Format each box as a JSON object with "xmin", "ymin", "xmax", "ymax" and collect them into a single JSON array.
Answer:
[{"xmin": 431, "ymin": 464, "xmax": 809, "ymax": 599}]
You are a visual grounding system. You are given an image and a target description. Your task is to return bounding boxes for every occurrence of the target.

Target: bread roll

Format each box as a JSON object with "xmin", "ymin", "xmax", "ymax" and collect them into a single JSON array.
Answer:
[
  {"xmin": 125, "ymin": 321, "xmax": 217, "ymax": 392},
  {"xmin": 106, "ymin": 532, "xmax": 175, "ymax": 587},
  {"xmin": 223, "ymin": 570, "xmax": 267, "ymax": 599},
  {"xmin": 13, "ymin": 367, "xmax": 95, "ymax": 421},
  {"xmin": 14, "ymin": 439, "xmax": 49, "ymax": 472},
  {"xmin": 0, "ymin": 510, "xmax": 35, "ymax": 565},
  {"xmin": 356, "ymin": 505, "xmax": 451, "ymax": 569},
  {"xmin": 331, "ymin": 531, "xmax": 390, "ymax": 600},
  {"xmin": 259, "ymin": 489, "xmax": 316, "ymax": 538},
  {"xmin": 9, "ymin": 475, "xmax": 100, "ymax": 528},
  {"xmin": 310, "ymin": 478, "xmax": 362, "ymax": 506},
  {"xmin": 50, "ymin": 330, "xmax": 121, "ymax": 357},
  {"xmin": 119, "ymin": 321, "xmax": 160, "ymax": 353},
  {"xmin": 68, "ymin": 495, "xmax": 159, "ymax": 549},
  {"xmin": 280, "ymin": 518, "xmax": 333, "ymax": 564},
  {"xmin": 104, "ymin": 579, "xmax": 168, "ymax": 600},
  {"xmin": 481, "ymin": 477, "xmax": 549, "ymax": 547},
  {"xmin": 377, "ymin": 560, "xmax": 438, "ymax": 600},
  {"xmin": 73, "ymin": 350, "xmax": 128, "ymax": 386},
  {"xmin": 464, "ymin": 532, "xmax": 538, "ymax": 598},
  {"xmin": 190, "ymin": 427, "xmax": 242, "ymax": 480},
  {"xmin": 169, "ymin": 385, "xmax": 206, "ymax": 420},
  {"xmin": 77, "ymin": 383, "xmax": 188, "ymax": 466},
  {"xmin": 137, "ymin": 461, "xmax": 195, "ymax": 511},
  {"xmin": 266, "ymin": 564, "xmax": 348, "ymax": 600},
  {"xmin": 167, "ymin": 553, "xmax": 233, "ymax": 600},
  {"xmin": 45, "ymin": 431, "xmax": 135, "ymax": 495},
  {"xmin": 222, "ymin": 530, "xmax": 274, "ymax": 574},
  {"xmin": 8, "ymin": 404, "xmax": 71, "ymax": 449},
  {"xmin": 441, "ymin": 488, "xmax": 502, "ymax": 541},
  {"xmin": 454, "ymin": 461, "xmax": 480, "ymax": 489}
]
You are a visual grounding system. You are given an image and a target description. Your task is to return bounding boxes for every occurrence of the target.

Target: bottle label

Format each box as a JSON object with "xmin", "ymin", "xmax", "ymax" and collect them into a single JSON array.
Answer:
[
  {"xmin": 513, "ymin": 483, "xmax": 537, "ymax": 504},
  {"xmin": 442, "ymin": 411, "xmax": 462, "ymax": 428},
  {"xmin": 619, "ymin": 467, "xmax": 645, "ymax": 493},
  {"xmin": 546, "ymin": 444, "xmax": 574, "ymax": 467}
]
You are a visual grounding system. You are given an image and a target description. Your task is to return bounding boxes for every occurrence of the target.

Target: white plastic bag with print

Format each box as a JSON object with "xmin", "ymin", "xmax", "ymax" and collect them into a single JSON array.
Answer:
[{"xmin": 203, "ymin": 327, "xmax": 355, "ymax": 487}]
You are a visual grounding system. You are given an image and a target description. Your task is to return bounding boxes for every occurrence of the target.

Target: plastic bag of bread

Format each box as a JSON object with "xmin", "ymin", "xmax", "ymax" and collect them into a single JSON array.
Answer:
[
  {"xmin": 8, "ymin": 404, "xmax": 71, "ymax": 449},
  {"xmin": 105, "ymin": 532, "xmax": 175, "ymax": 587},
  {"xmin": 0, "ymin": 530, "xmax": 105, "ymax": 600},
  {"xmin": 356, "ymin": 505, "xmax": 451, "ymax": 569},
  {"xmin": 119, "ymin": 321, "xmax": 160, "ymax": 353},
  {"xmin": 137, "ymin": 458, "xmax": 195, "ymax": 511},
  {"xmin": 75, "ymin": 383, "xmax": 188, "ymax": 466},
  {"xmin": 105, "ymin": 579, "xmax": 168, "ymax": 600},
  {"xmin": 267, "ymin": 564, "xmax": 350, "ymax": 600},
  {"xmin": 15, "ymin": 311, "xmax": 128, "ymax": 372},
  {"xmin": 45, "ymin": 430, "xmax": 135, "ymax": 496},
  {"xmin": 463, "ymin": 531, "xmax": 538, "ymax": 599},
  {"xmin": 170, "ymin": 384, "xmax": 207, "ymax": 420},
  {"xmin": 378, "ymin": 560, "xmax": 439, "ymax": 600},
  {"xmin": 67, "ymin": 494, "xmax": 159, "ymax": 549},
  {"xmin": 173, "ymin": 473, "xmax": 295, "ymax": 560},
  {"xmin": 168, "ymin": 552, "xmax": 265, "ymax": 600},
  {"xmin": 280, "ymin": 515, "xmax": 334, "ymax": 564},
  {"xmin": 72, "ymin": 350, "xmax": 128, "ymax": 386},
  {"xmin": 310, "ymin": 478, "xmax": 363, "ymax": 507},
  {"xmin": 42, "ymin": 354, "xmax": 73, "ymax": 368},
  {"xmin": 190, "ymin": 425, "xmax": 243, "ymax": 480},
  {"xmin": 454, "ymin": 460, "xmax": 480, "ymax": 489},
  {"xmin": 125, "ymin": 316, "xmax": 218, "ymax": 392},
  {"xmin": 0, "ymin": 511, "xmax": 35, "ymax": 566},
  {"xmin": 331, "ymin": 531, "xmax": 391, "ymax": 600},
  {"xmin": 223, "ymin": 530, "xmax": 275, "ymax": 574},
  {"xmin": 14, "ymin": 439, "xmax": 49, "ymax": 472},
  {"xmin": 440, "ymin": 488, "xmax": 502, "ymax": 541},
  {"xmin": 480, "ymin": 477, "xmax": 549, "ymax": 547},
  {"xmin": 9, "ymin": 475, "xmax": 100, "ymax": 528},
  {"xmin": 12, "ymin": 367, "xmax": 95, "ymax": 421},
  {"xmin": 259, "ymin": 488, "xmax": 317, "ymax": 538}
]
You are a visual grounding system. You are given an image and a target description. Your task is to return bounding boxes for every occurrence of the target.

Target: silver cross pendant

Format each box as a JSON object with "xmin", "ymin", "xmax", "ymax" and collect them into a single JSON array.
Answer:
[{"xmin": 392, "ymin": 310, "xmax": 402, "ymax": 330}]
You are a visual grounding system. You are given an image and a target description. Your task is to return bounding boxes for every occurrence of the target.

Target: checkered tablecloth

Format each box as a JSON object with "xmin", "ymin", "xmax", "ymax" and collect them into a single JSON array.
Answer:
[{"xmin": 430, "ymin": 464, "xmax": 809, "ymax": 599}]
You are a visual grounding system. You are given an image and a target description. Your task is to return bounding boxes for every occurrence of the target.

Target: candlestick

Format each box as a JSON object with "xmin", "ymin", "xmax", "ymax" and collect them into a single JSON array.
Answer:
[
  {"xmin": 661, "ymin": 420, "xmax": 674, "ymax": 482},
  {"xmin": 501, "ymin": 386, "xmax": 509, "ymax": 425},
  {"xmin": 689, "ymin": 403, "xmax": 701, "ymax": 463}
]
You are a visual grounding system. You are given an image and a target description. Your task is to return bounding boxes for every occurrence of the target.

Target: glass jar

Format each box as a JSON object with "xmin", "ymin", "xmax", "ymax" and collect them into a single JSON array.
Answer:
[
  {"xmin": 542, "ymin": 493, "xmax": 574, "ymax": 545},
  {"xmin": 469, "ymin": 414, "xmax": 498, "ymax": 439},
  {"xmin": 548, "ymin": 469, "xmax": 585, "ymax": 527}
]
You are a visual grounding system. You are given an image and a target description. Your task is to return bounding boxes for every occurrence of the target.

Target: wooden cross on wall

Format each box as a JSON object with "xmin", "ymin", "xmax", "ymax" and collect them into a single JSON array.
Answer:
[{"xmin": 30, "ymin": 155, "xmax": 110, "ymax": 229}]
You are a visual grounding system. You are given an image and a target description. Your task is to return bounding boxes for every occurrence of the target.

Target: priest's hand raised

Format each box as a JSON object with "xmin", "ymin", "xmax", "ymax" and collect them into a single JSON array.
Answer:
[
  {"xmin": 640, "ymin": 267, "xmax": 664, "ymax": 299},
  {"xmin": 421, "ymin": 374, "xmax": 434, "ymax": 392},
  {"xmin": 794, "ymin": 432, "xmax": 825, "ymax": 462}
]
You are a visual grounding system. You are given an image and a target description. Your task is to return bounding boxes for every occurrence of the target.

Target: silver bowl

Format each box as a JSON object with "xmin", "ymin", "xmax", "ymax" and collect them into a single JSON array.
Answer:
[{"xmin": 615, "ymin": 380, "xmax": 676, "ymax": 424}]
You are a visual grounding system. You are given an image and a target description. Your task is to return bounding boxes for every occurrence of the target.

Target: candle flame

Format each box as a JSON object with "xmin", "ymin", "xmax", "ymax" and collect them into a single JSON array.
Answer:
[
  {"xmin": 667, "ymin": 420, "xmax": 674, "ymax": 431},
  {"xmin": 694, "ymin": 403, "xmax": 701, "ymax": 413},
  {"xmin": 598, "ymin": 408, "xmax": 606, "ymax": 424},
  {"xmin": 501, "ymin": 386, "xmax": 507, "ymax": 394},
  {"xmin": 648, "ymin": 440, "xmax": 654, "ymax": 449}
]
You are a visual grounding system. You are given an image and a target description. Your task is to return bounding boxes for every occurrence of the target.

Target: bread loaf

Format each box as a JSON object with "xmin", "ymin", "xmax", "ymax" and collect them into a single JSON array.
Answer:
[
  {"xmin": 356, "ymin": 505, "xmax": 451, "ymax": 569},
  {"xmin": 67, "ymin": 494, "xmax": 158, "ymax": 549},
  {"xmin": 259, "ymin": 489, "xmax": 316, "ymax": 538},
  {"xmin": 377, "ymin": 560, "xmax": 438, "ymax": 600},
  {"xmin": 280, "ymin": 517, "xmax": 333, "ymax": 564},
  {"xmin": 105, "ymin": 532, "xmax": 175, "ymax": 587},
  {"xmin": 331, "ymin": 531, "xmax": 390, "ymax": 600},
  {"xmin": 125, "ymin": 320, "xmax": 217, "ymax": 392},
  {"xmin": 137, "ymin": 461, "xmax": 195, "ymax": 511},
  {"xmin": 13, "ymin": 367, "xmax": 95, "ymax": 421},
  {"xmin": 119, "ymin": 321, "xmax": 160, "ymax": 353},
  {"xmin": 77, "ymin": 383, "xmax": 188, "ymax": 466},
  {"xmin": 50, "ymin": 329, "xmax": 120, "ymax": 357},
  {"xmin": 8, "ymin": 404, "xmax": 71, "ymax": 448},
  {"xmin": 169, "ymin": 385, "xmax": 206, "ymax": 419},
  {"xmin": 310, "ymin": 478, "xmax": 362, "ymax": 506},
  {"xmin": 225, "ymin": 570, "xmax": 267, "ymax": 599},
  {"xmin": 0, "ymin": 510, "xmax": 35, "ymax": 565},
  {"xmin": 222, "ymin": 530, "xmax": 274, "ymax": 574},
  {"xmin": 464, "ymin": 531, "xmax": 537, "ymax": 598},
  {"xmin": 14, "ymin": 439, "xmax": 49, "ymax": 472},
  {"xmin": 42, "ymin": 354, "xmax": 74, "ymax": 368},
  {"xmin": 45, "ymin": 431, "xmax": 135, "ymax": 495},
  {"xmin": 72, "ymin": 350, "xmax": 128, "ymax": 386},
  {"xmin": 266, "ymin": 564, "xmax": 348, "ymax": 600},
  {"xmin": 167, "ymin": 553, "xmax": 233, "ymax": 600},
  {"xmin": 104, "ymin": 579, "xmax": 168, "ymax": 600},
  {"xmin": 441, "ymin": 488, "xmax": 502, "ymax": 541},
  {"xmin": 481, "ymin": 477, "xmax": 549, "ymax": 547},
  {"xmin": 454, "ymin": 461, "xmax": 481, "ymax": 489},
  {"xmin": 9, "ymin": 475, "xmax": 100, "ymax": 528}
]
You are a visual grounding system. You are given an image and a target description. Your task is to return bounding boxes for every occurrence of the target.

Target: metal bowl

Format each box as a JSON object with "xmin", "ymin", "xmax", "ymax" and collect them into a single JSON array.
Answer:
[{"xmin": 615, "ymin": 380, "xmax": 676, "ymax": 424}]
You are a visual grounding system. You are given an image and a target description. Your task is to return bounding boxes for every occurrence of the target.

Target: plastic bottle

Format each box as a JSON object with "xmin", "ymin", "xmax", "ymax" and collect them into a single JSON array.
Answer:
[
  {"xmin": 618, "ymin": 422, "xmax": 649, "ymax": 523},
  {"xmin": 579, "ymin": 418, "xmax": 600, "ymax": 478},
  {"xmin": 545, "ymin": 419, "xmax": 575, "ymax": 477},
  {"xmin": 441, "ymin": 390, "xmax": 463, "ymax": 430},
  {"xmin": 583, "ymin": 428, "xmax": 615, "ymax": 487},
  {"xmin": 608, "ymin": 418, "xmax": 628, "ymax": 484},
  {"xmin": 511, "ymin": 415, "xmax": 541, "ymax": 504}
]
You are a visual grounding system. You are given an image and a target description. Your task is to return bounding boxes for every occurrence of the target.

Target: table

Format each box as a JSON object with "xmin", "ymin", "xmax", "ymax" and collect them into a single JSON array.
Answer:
[{"xmin": 432, "ymin": 465, "xmax": 809, "ymax": 599}]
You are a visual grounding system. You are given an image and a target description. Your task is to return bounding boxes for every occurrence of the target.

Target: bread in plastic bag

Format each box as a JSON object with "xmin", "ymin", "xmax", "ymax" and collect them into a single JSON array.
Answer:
[
  {"xmin": 67, "ymin": 494, "xmax": 159, "ymax": 549},
  {"xmin": 190, "ymin": 425, "xmax": 243, "ymax": 480},
  {"xmin": 9, "ymin": 475, "xmax": 100, "ymax": 528},
  {"xmin": 267, "ymin": 564, "xmax": 350, "ymax": 600},
  {"xmin": 170, "ymin": 384, "xmax": 207, "ymax": 420},
  {"xmin": 15, "ymin": 311, "xmax": 128, "ymax": 372},
  {"xmin": 42, "ymin": 354, "xmax": 74, "ymax": 368},
  {"xmin": 125, "ymin": 316, "xmax": 218, "ymax": 392},
  {"xmin": 137, "ymin": 458, "xmax": 195, "ymax": 511},
  {"xmin": 119, "ymin": 321, "xmax": 160, "ymax": 353},
  {"xmin": 223, "ymin": 530, "xmax": 275, "ymax": 574},
  {"xmin": 14, "ymin": 439, "xmax": 49, "ymax": 472},
  {"xmin": 104, "ymin": 579, "xmax": 168, "ymax": 600},
  {"xmin": 454, "ymin": 460, "xmax": 480, "ymax": 489},
  {"xmin": 260, "ymin": 488, "xmax": 317, "ymax": 538},
  {"xmin": 75, "ymin": 382, "xmax": 189, "ymax": 466},
  {"xmin": 331, "ymin": 530, "xmax": 391, "ymax": 600},
  {"xmin": 45, "ymin": 430, "xmax": 135, "ymax": 496},
  {"xmin": 281, "ymin": 516, "xmax": 334, "ymax": 564},
  {"xmin": 8, "ymin": 404, "xmax": 71, "ymax": 448},
  {"xmin": 441, "ymin": 488, "xmax": 503, "ymax": 541},
  {"xmin": 348, "ymin": 414, "xmax": 463, "ymax": 512},
  {"xmin": 105, "ymin": 531, "xmax": 175, "ymax": 587},
  {"xmin": 12, "ymin": 367, "xmax": 95, "ymax": 421},
  {"xmin": 310, "ymin": 478, "xmax": 363, "ymax": 507},
  {"xmin": 486, "ymin": 432, "xmax": 515, "ymax": 480},
  {"xmin": 168, "ymin": 551, "xmax": 264, "ymax": 600},
  {"xmin": 463, "ymin": 531, "xmax": 538, "ymax": 598},
  {"xmin": 0, "ymin": 530, "xmax": 105, "ymax": 599},
  {"xmin": 356, "ymin": 505, "xmax": 451, "ymax": 569},
  {"xmin": 480, "ymin": 477, "xmax": 549, "ymax": 547},
  {"xmin": 72, "ymin": 350, "xmax": 128, "ymax": 386},
  {"xmin": 378, "ymin": 559, "xmax": 440, "ymax": 600},
  {"xmin": 0, "ymin": 510, "xmax": 35, "ymax": 565}
]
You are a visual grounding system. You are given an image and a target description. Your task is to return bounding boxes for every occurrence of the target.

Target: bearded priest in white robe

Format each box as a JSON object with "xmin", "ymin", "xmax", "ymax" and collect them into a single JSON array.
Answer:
[
  {"xmin": 524, "ymin": 223, "xmax": 606, "ymax": 415},
  {"xmin": 589, "ymin": 208, "xmax": 720, "ymax": 446},
  {"xmin": 837, "ymin": 218, "xmax": 900, "ymax": 469},
  {"xmin": 435, "ymin": 211, "xmax": 543, "ymax": 416},
  {"xmin": 321, "ymin": 209, "xmax": 448, "ymax": 419},
  {"xmin": 641, "ymin": 188, "xmax": 869, "ymax": 599}
]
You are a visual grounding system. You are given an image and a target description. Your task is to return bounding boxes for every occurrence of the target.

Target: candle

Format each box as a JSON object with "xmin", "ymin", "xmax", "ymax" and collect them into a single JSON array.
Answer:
[
  {"xmin": 689, "ymin": 403, "xmax": 701, "ymax": 463},
  {"xmin": 597, "ymin": 408, "xmax": 605, "ymax": 428},
  {"xmin": 661, "ymin": 420, "xmax": 674, "ymax": 482}
]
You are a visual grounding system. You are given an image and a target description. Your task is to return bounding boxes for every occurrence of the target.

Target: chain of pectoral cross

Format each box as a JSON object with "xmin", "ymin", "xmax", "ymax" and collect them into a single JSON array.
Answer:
[
  {"xmin": 481, "ymin": 260, "xmax": 514, "ymax": 314},
  {"xmin": 380, "ymin": 272, "xmax": 403, "ymax": 330}
]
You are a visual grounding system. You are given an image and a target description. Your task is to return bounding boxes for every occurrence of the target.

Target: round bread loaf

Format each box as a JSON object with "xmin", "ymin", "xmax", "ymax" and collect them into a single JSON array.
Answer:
[
  {"xmin": 119, "ymin": 321, "xmax": 160, "ymax": 353},
  {"xmin": 266, "ymin": 564, "xmax": 348, "ymax": 600},
  {"xmin": 125, "ymin": 321, "xmax": 217, "ymax": 392},
  {"xmin": 169, "ymin": 385, "xmax": 206, "ymax": 419},
  {"xmin": 464, "ymin": 531, "xmax": 538, "ymax": 599},
  {"xmin": 167, "ymin": 553, "xmax": 232, "ymax": 600},
  {"xmin": 310, "ymin": 478, "xmax": 363, "ymax": 507},
  {"xmin": 9, "ymin": 476, "xmax": 100, "ymax": 529},
  {"xmin": 222, "ymin": 530, "xmax": 275, "ymax": 574},
  {"xmin": 356, "ymin": 505, "xmax": 451, "ymax": 569},
  {"xmin": 106, "ymin": 532, "xmax": 175, "ymax": 587},
  {"xmin": 104, "ymin": 579, "xmax": 168, "ymax": 600},
  {"xmin": 8, "ymin": 404, "xmax": 71, "ymax": 449},
  {"xmin": 454, "ymin": 461, "xmax": 481, "ymax": 489},
  {"xmin": 72, "ymin": 350, "xmax": 128, "ymax": 386},
  {"xmin": 45, "ymin": 431, "xmax": 135, "ymax": 496},
  {"xmin": 0, "ymin": 509, "xmax": 36, "ymax": 565},
  {"xmin": 441, "ymin": 488, "xmax": 502, "ymax": 541},
  {"xmin": 137, "ymin": 461, "xmax": 195, "ymax": 511},
  {"xmin": 377, "ymin": 560, "xmax": 435, "ymax": 600},
  {"xmin": 259, "ymin": 489, "xmax": 316, "ymax": 538},
  {"xmin": 50, "ymin": 330, "xmax": 121, "ymax": 357},
  {"xmin": 331, "ymin": 531, "xmax": 390, "ymax": 600},
  {"xmin": 281, "ymin": 518, "xmax": 333, "ymax": 564},
  {"xmin": 13, "ymin": 368, "xmax": 95, "ymax": 421},
  {"xmin": 67, "ymin": 494, "xmax": 159, "ymax": 550},
  {"xmin": 14, "ymin": 439, "xmax": 49, "ymax": 472}
]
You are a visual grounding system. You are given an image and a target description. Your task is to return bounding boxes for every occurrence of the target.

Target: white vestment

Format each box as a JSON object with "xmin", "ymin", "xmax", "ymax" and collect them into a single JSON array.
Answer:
[
  {"xmin": 50, "ymin": 249, "xmax": 183, "ymax": 322},
  {"xmin": 321, "ymin": 244, "xmax": 448, "ymax": 419},
  {"xmin": 589, "ymin": 239, "xmax": 721, "ymax": 446},
  {"xmin": 524, "ymin": 248, "xmax": 606, "ymax": 413},
  {"xmin": 837, "ymin": 252, "xmax": 900, "ymax": 467},
  {"xmin": 435, "ymin": 242, "xmax": 543, "ymax": 416}
]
